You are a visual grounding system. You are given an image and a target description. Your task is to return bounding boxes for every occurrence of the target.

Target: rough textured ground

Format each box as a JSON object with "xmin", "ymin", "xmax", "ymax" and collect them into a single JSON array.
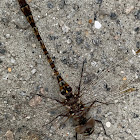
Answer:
[{"xmin": 0, "ymin": 0, "xmax": 140, "ymax": 140}]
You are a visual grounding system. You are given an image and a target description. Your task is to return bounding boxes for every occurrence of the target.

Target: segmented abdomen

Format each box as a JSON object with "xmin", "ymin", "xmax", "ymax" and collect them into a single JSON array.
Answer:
[{"xmin": 18, "ymin": 0, "xmax": 73, "ymax": 98}]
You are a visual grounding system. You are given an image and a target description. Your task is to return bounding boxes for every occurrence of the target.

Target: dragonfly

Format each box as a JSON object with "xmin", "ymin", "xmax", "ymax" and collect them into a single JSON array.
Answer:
[{"xmin": 17, "ymin": 0, "xmax": 140, "ymax": 139}]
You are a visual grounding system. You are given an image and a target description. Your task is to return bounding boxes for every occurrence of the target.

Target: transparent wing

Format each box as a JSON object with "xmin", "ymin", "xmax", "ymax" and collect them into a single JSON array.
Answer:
[
  {"xmin": 81, "ymin": 48, "xmax": 140, "ymax": 103},
  {"xmin": 80, "ymin": 48, "xmax": 140, "ymax": 139}
]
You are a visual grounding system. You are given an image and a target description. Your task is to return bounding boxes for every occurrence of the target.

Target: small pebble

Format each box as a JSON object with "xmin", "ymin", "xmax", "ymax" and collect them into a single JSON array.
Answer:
[
  {"xmin": 110, "ymin": 12, "xmax": 117, "ymax": 20},
  {"xmin": 11, "ymin": 58, "xmax": 15, "ymax": 63},
  {"xmin": 135, "ymin": 73, "xmax": 138, "ymax": 79},
  {"xmin": 125, "ymin": 5, "xmax": 134, "ymax": 14},
  {"xmin": 120, "ymin": 71, "xmax": 124, "ymax": 74},
  {"xmin": 8, "ymin": 67, "xmax": 12, "ymax": 72},
  {"xmin": 32, "ymin": 44, "xmax": 36, "ymax": 48},
  {"xmin": 62, "ymin": 24, "xmax": 70, "ymax": 33},
  {"xmin": 26, "ymin": 116, "xmax": 31, "ymax": 119},
  {"xmin": 0, "ymin": 48, "xmax": 6, "ymax": 55},
  {"xmin": 123, "ymin": 77, "xmax": 127, "ymax": 81},
  {"xmin": 31, "ymin": 69, "xmax": 37, "ymax": 74},
  {"xmin": 126, "ymin": 129, "xmax": 132, "ymax": 134},
  {"xmin": 92, "ymin": 38, "xmax": 100, "ymax": 46},
  {"xmin": 114, "ymin": 100, "xmax": 119, "ymax": 103},
  {"xmin": 59, "ymin": 0, "xmax": 65, "ymax": 9},
  {"xmin": 88, "ymin": 19, "xmax": 92, "ymax": 24},
  {"xmin": 29, "ymin": 64, "xmax": 33, "ymax": 68},
  {"xmin": 106, "ymin": 122, "xmax": 111, "ymax": 128},
  {"xmin": 4, "ymin": 100, "xmax": 8, "ymax": 104},
  {"xmin": 132, "ymin": 49, "xmax": 136, "ymax": 55},
  {"xmin": 73, "ymin": 4, "xmax": 79, "ymax": 11},
  {"xmin": 3, "ymin": 74, "xmax": 8, "ymax": 80},
  {"xmin": 124, "ymin": 106, "xmax": 127, "ymax": 109},
  {"xmin": 66, "ymin": 38, "xmax": 72, "ymax": 44},
  {"xmin": 5, "ymin": 34, "xmax": 11, "ymax": 39},
  {"xmin": 133, "ymin": 113, "xmax": 139, "ymax": 118},
  {"xmin": 94, "ymin": 21, "xmax": 102, "ymax": 29},
  {"xmin": 47, "ymin": 1, "xmax": 54, "ymax": 9},
  {"xmin": 40, "ymin": 88, "xmax": 45, "ymax": 94},
  {"xmin": 134, "ymin": 27, "xmax": 139, "ymax": 33}
]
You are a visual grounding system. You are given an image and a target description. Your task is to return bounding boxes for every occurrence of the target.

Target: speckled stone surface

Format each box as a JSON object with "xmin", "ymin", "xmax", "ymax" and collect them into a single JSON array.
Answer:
[{"xmin": 0, "ymin": 0, "xmax": 140, "ymax": 140}]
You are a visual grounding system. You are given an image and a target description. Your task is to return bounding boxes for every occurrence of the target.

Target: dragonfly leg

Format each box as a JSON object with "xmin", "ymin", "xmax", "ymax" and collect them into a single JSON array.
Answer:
[
  {"xmin": 36, "ymin": 93, "xmax": 64, "ymax": 104},
  {"xmin": 43, "ymin": 112, "xmax": 69, "ymax": 128},
  {"xmin": 95, "ymin": 119, "xmax": 111, "ymax": 139}
]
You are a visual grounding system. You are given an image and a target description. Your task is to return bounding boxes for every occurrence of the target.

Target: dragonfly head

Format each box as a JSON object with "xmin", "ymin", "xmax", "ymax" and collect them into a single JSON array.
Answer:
[{"xmin": 75, "ymin": 118, "xmax": 95, "ymax": 135}]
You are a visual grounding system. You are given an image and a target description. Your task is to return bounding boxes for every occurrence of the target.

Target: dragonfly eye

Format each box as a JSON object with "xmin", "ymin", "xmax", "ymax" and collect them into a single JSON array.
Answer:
[{"xmin": 75, "ymin": 118, "xmax": 95, "ymax": 135}]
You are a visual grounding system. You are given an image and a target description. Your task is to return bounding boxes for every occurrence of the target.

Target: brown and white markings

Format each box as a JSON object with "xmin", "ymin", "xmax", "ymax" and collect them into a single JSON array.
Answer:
[
  {"xmin": 17, "ymin": 0, "xmax": 101, "ymax": 138},
  {"xmin": 17, "ymin": 0, "xmax": 140, "ymax": 139}
]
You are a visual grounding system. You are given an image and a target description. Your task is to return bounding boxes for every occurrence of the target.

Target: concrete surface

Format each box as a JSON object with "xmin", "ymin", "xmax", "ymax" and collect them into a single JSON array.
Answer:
[{"xmin": 0, "ymin": 0, "xmax": 140, "ymax": 140}]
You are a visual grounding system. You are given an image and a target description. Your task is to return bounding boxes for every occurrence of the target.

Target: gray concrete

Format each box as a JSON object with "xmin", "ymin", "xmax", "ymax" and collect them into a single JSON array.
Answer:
[{"xmin": 0, "ymin": 0, "xmax": 140, "ymax": 140}]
